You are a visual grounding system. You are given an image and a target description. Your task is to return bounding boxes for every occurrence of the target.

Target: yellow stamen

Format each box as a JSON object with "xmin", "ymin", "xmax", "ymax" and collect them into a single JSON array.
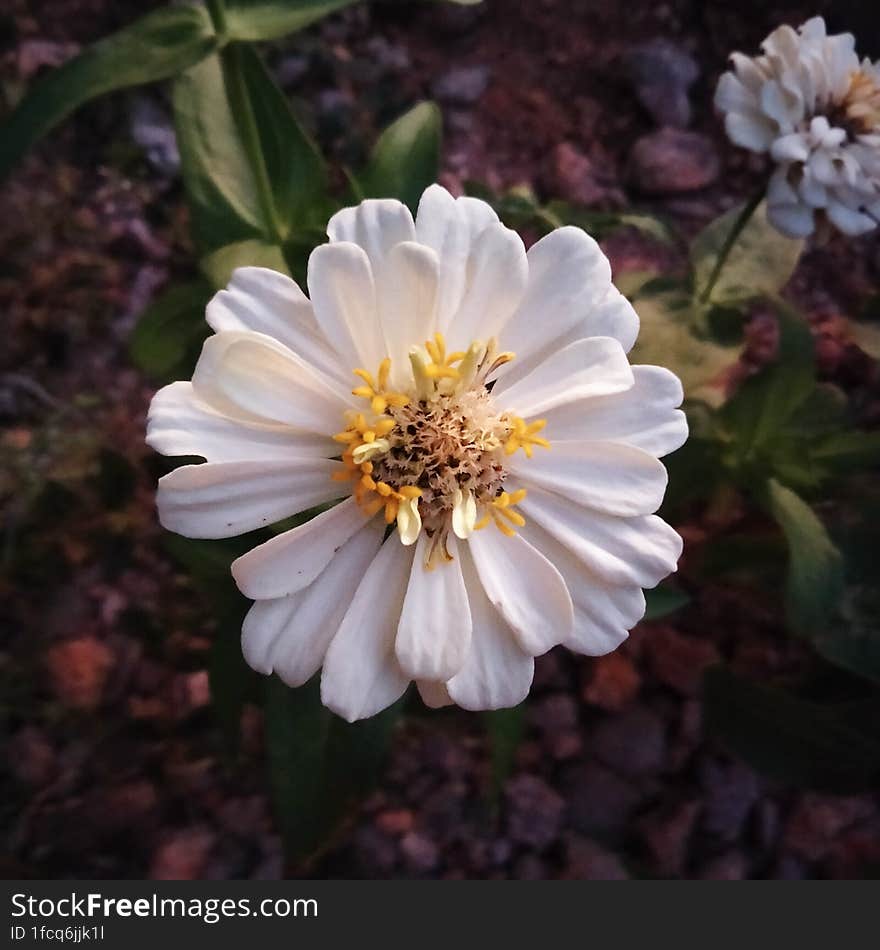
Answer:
[
  {"xmin": 505, "ymin": 417, "xmax": 550, "ymax": 457},
  {"xmin": 475, "ymin": 489, "xmax": 529, "ymax": 538}
]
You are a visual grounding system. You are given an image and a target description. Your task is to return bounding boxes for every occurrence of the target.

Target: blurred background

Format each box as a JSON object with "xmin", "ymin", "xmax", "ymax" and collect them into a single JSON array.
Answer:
[{"xmin": 2, "ymin": 0, "xmax": 880, "ymax": 880}]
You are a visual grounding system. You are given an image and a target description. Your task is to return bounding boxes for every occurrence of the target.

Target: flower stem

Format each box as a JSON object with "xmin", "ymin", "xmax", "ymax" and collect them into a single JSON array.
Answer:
[{"xmin": 698, "ymin": 187, "xmax": 765, "ymax": 306}]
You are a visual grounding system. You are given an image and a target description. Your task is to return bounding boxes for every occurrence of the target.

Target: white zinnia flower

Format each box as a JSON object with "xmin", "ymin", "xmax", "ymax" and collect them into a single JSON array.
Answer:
[
  {"xmin": 147, "ymin": 185, "xmax": 687, "ymax": 721},
  {"xmin": 715, "ymin": 16, "xmax": 880, "ymax": 237}
]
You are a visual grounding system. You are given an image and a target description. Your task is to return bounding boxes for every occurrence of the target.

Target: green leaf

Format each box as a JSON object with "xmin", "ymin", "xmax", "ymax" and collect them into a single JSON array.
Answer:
[
  {"xmin": 719, "ymin": 305, "xmax": 815, "ymax": 469},
  {"xmin": 129, "ymin": 280, "xmax": 213, "ymax": 379},
  {"xmin": 628, "ymin": 291, "xmax": 742, "ymax": 406},
  {"xmin": 703, "ymin": 666, "xmax": 880, "ymax": 793},
  {"xmin": 223, "ymin": 0, "xmax": 359, "ymax": 41},
  {"xmin": 173, "ymin": 45, "xmax": 327, "ymax": 254},
  {"xmin": 644, "ymin": 585, "xmax": 691, "ymax": 620},
  {"xmin": 0, "ymin": 5, "xmax": 216, "ymax": 180},
  {"xmin": 691, "ymin": 200, "xmax": 803, "ymax": 308},
  {"xmin": 849, "ymin": 295, "xmax": 880, "ymax": 360},
  {"xmin": 766, "ymin": 478, "xmax": 844, "ymax": 636},
  {"xmin": 484, "ymin": 705, "xmax": 525, "ymax": 806},
  {"xmin": 201, "ymin": 239, "xmax": 290, "ymax": 289},
  {"xmin": 357, "ymin": 102, "xmax": 442, "ymax": 212},
  {"xmin": 265, "ymin": 678, "xmax": 404, "ymax": 863},
  {"xmin": 164, "ymin": 534, "xmax": 259, "ymax": 750}
]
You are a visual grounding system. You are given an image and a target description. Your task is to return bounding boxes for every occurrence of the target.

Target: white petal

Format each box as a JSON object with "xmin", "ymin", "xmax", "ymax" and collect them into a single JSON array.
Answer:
[
  {"xmin": 395, "ymin": 534, "xmax": 472, "ymax": 681},
  {"xmin": 759, "ymin": 79, "xmax": 800, "ymax": 131},
  {"xmin": 241, "ymin": 518, "xmax": 384, "ymax": 685},
  {"xmin": 446, "ymin": 546, "xmax": 533, "ymax": 711},
  {"xmin": 541, "ymin": 365, "xmax": 687, "ymax": 457},
  {"xmin": 767, "ymin": 200, "xmax": 816, "ymax": 238},
  {"xmin": 513, "ymin": 441, "xmax": 668, "ymax": 517},
  {"xmin": 377, "ymin": 241, "xmax": 440, "ymax": 386},
  {"xmin": 190, "ymin": 330, "xmax": 274, "ymax": 422},
  {"xmin": 521, "ymin": 521, "xmax": 646, "ymax": 656},
  {"xmin": 582, "ymin": 286, "xmax": 641, "ymax": 353},
  {"xmin": 415, "ymin": 185, "xmax": 478, "ymax": 327},
  {"xmin": 770, "ymin": 133, "xmax": 811, "ymax": 163},
  {"xmin": 826, "ymin": 200, "xmax": 876, "ymax": 236},
  {"xmin": 210, "ymin": 336, "xmax": 351, "ymax": 433},
  {"xmin": 444, "ymin": 222, "xmax": 528, "ymax": 347},
  {"xmin": 724, "ymin": 112, "xmax": 776, "ymax": 152},
  {"xmin": 714, "ymin": 73, "xmax": 758, "ymax": 113},
  {"xmin": 520, "ymin": 485, "xmax": 683, "ymax": 589},
  {"xmin": 307, "ymin": 241, "xmax": 386, "ymax": 372},
  {"xmin": 327, "ymin": 198, "xmax": 416, "ymax": 277},
  {"xmin": 500, "ymin": 226, "xmax": 612, "ymax": 365},
  {"xmin": 156, "ymin": 459, "xmax": 341, "ymax": 539},
  {"xmin": 147, "ymin": 381, "xmax": 332, "ymax": 462},
  {"xmin": 321, "ymin": 538, "xmax": 414, "ymax": 722},
  {"xmin": 205, "ymin": 267, "xmax": 347, "ymax": 386},
  {"xmin": 232, "ymin": 496, "xmax": 367, "ymax": 599},
  {"xmin": 468, "ymin": 528, "xmax": 573, "ymax": 656},
  {"xmin": 417, "ymin": 679, "xmax": 453, "ymax": 709},
  {"xmin": 494, "ymin": 336, "xmax": 634, "ymax": 416}
]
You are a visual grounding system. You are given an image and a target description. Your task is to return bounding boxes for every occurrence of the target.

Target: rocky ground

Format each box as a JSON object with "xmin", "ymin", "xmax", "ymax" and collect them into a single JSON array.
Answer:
[{"xmin": 2, "ymin": 0, "xmax": 880, "ymax": 879}]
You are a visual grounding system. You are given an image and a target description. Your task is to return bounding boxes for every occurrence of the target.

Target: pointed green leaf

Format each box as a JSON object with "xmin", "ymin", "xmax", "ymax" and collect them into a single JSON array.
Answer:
[
  {"xmin": 201, "ymin": 239, "xmax": 290, "ymax": 289},
  {"xmin": 720, "ymin": 305, "xmax": 815, "ymax": 467},
  {"xmin": 357, "ymin": 102, "xmax": 442, "ymax": 212},
  {"xmin": 628, "ymin": 291, "xmax": 742, "ymax": 406},
  {"xmin": 0, "ymin": 6, "xmax": 216, "ymax": 180},
  {"xmin": 644, "ymin": 585, "xmax": 691, "ymax": 620},
  {"xmin": 173, "ymin": 45, "xmax": 327, "ymax": 254},
  {"xmin": 767, "ymin": 479, "xmax": 844, "ymax": 636},
  {"xmin": 484, "ymin": 705, "xmax": 525, "ymax": 805},
  {"xmin": 704, "ymin": 666, "xmax": 880, "ymax": 793},
  {"xmin": 129, "ymin": 279, "xmax": 213, "ymax": 380},
  {"xmin": 692, "ymin": 200, "xmax": 803, "ymax": 307},
  {"xmin": 223, "ymin": 0, "xmax": 359, "ymax": 41},
  {"xmin": 265, "ymin": 678, "xmax": 404, "ymax": 863}
]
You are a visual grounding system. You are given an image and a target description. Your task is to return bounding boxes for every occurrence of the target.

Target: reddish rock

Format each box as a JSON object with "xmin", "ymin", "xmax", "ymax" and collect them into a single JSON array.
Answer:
[
  {"xmin": 562, "ymin": 834, "xmax": 629, "ymax": 880},
  {"xmin": 591, "ymin": 706, "xmax": 667, "ymax": 777},
  {"xmin": 8, "ymin": 726, "xmax": 55, "ymax": 787},
  {"xmin": 784, "ymin": 794, "xmax": 875, "ymax": 862},
  {"xmin": 547, "ymin": 142, "xmax": 607, "ymax": 206},
  {"xmin": 150, "ymin": 827, "xmax": 216, "ymax": 880},
  {"xmin": 564, "ymin": 763, "xmax": 643, "ymax": 838},
  {"xmin": 644, "ymin": 626, "xmax": 720, "ymax": 697},
  {"xmin": 400, "ymin": 832, "xmax": 440, "ymax": 873},
  {"xmin": 699, "ymin": 851, "xmax": 750, "ymax": 880},
  {"xmin": 376, "ymin": 809, "xmax": 415, "ymax": 836},
  {"xmin": 505, "ymin": 774, "xmax": 566, "ymax": 850},
  {"xmin": 582, "ymin": 652, "xmax": 641, "ymax": 712},
  {"xmin": 628, "ymin": 128, "xmax": 720, "ymax": 194},
  {"xmin": 637, "ymin": 800, "xmax": 701, "ymax": 878},
  {"xmin": 699, "ymin": 758, "xmax": 760, "ymax": 842},
  {"xmin": 46, "ymin": 636, "xmax": 114, "ymax": 710}
]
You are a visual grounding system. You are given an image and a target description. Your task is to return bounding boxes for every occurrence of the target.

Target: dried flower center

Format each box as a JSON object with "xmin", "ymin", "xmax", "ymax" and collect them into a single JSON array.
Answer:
[{"xmin": 332, "ymin": 334, "xmax": 549, "ymax": 564}]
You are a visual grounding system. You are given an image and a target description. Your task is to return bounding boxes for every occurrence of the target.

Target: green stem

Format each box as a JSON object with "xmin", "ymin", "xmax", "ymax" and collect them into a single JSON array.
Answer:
[
  {"xmin": 698, "ymin": 187, "xmax": 765, "ymax": 305},
  {"xmin": 222, "ymin": 44, "xmax": 285, "ymax": 244},
  {"xmin": 206, "ymin": 0, "xmax": 228, "ymax": 36}
]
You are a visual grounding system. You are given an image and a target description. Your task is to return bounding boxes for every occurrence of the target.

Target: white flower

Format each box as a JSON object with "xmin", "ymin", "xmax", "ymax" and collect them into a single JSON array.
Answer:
[
  {"xmin": 715, "ymin": 16, "xmax": 880, "ymax": 237},
  {"xmin": 147, "ymin": 185, "xmax": 687, "ymax": 721}
]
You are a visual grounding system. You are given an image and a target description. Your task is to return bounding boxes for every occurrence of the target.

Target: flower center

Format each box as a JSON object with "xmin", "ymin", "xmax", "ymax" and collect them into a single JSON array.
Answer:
[
  {"xmin": 332, "ymin": 334, "xmax": 549, "ymax": 565},
  {"xmin": 828, "ymin": 69, "xmax": 880, "ymax": 138}
]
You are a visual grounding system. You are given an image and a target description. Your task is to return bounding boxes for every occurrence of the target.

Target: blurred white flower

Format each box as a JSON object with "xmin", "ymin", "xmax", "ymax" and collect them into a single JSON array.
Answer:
[
  {"xmin": 147, "ymin": 186, "xmax": 687, "ymax": 721},
  {"xmin": 715, "ymin": 16, "xmax": 880, "ymax": 238}
]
